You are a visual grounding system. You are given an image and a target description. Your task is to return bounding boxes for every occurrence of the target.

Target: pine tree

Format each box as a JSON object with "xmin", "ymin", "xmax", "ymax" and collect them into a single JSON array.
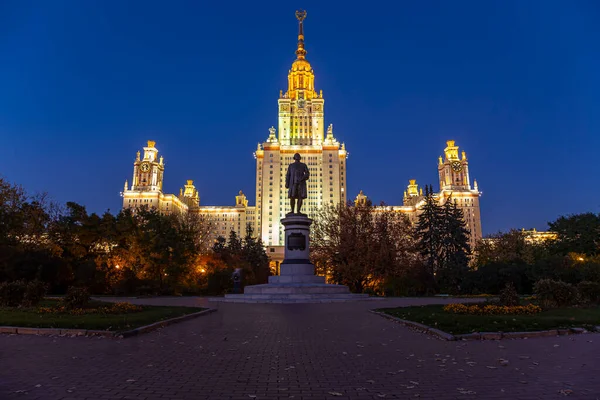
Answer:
[
  {"xmin": 242, "ymin": 224, "xmax": 270, "ymax": 284},
  {"xmin": 437, "ymin": 198, "xmax": 471, "ymax": 293},
  {"xmin": 415, "ymin": 185, "xmax": 443, "ymax": 278},
  {"xmin": 227, "ymin": 230, "xmax": 242, "ymax": 254},
  {"xmin": 212, "ymin": 236, "xmax": 227, "ymax": 254}
]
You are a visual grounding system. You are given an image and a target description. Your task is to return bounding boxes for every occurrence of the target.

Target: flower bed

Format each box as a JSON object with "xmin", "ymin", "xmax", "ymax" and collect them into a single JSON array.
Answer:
[
  {"xmin": 443, "ymin": 303, "xmax": 542, "ymax": 315},
  {"xmin": 0, "ymin": 299, "xmax": 207, "ymax": 331},
  {"xmin": 37, "ymin": 301, "xmax": 142, "ymax": 316}
]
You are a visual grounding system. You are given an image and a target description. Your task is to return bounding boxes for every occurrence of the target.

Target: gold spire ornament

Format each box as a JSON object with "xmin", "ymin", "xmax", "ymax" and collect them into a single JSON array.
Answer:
[
  {"xmin": 295, "ymin": 10, "xmax": 307, "ymax": 59},
  {"xmin": 287, "ymin": 9, "xmax": 315, "ymax": 100}
]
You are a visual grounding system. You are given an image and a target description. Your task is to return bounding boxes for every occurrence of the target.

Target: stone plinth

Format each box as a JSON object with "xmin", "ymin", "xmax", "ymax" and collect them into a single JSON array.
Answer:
[{"xmin": 217, "ymin": 214, "xmax": 368, "ymax": 303}]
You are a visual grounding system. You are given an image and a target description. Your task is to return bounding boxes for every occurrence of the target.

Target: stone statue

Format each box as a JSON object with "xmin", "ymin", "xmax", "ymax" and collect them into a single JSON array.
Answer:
[{"xmin": 285, "ymin": 153, "xmax": 309, "ymax": 215}]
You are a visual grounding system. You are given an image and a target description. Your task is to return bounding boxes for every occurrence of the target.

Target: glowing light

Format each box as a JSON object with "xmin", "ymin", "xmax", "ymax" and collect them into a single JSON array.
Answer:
[
  {"xmin": 577, "ymin": 257, "xmax": 584, "ymax": 261},
  {"xmin": 115, "ymin": 265, "xmax": 120, "ymax": 269}
]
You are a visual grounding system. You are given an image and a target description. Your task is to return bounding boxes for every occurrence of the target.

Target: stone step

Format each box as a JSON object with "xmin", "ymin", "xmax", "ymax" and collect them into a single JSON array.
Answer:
[
  {"xmin": 268, "ymin": 275, "xmax": 326, "ymax": 284},
  {"xmin": 213, "ymin": 293, "xmax": 372, "ymax": 303},
  {"xmin": 226, "ymin": 293, "xmax": 367, "ymax": 300},
  {"xmin": 244, "ymin": 283, "xmax": 349, "ymax": 295}
]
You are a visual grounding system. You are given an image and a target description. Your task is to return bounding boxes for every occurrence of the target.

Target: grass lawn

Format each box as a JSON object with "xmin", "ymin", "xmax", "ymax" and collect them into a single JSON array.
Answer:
[
  {"xmin": 0, "ymin": 299, "xmax": 205, "ymax": 332},
  {"xmin": 377, "ymin": 304, "xmax": 600, "ymax": 335}
]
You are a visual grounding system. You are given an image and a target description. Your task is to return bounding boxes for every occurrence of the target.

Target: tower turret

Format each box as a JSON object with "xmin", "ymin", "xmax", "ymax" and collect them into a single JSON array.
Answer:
[{"xmin": 131, "ymin": 140, "xmax": 164, "ymax": 192}]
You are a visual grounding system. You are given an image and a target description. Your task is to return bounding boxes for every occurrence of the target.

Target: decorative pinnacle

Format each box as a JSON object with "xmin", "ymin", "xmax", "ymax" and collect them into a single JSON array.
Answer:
[
  {"xmin": 295, "ymin": 9, "xmax": 307, "ymax": 22},
  {"xmin": 295, "ymin": 10, "xmax": 307, "ymax": 59}
]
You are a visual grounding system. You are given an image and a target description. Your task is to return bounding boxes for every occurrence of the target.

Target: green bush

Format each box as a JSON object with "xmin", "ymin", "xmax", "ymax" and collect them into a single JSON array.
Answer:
[
  {"xmin": 534, "ymin": 279, "xmax": 578, "ymax": 308},
  {"xmin": 63, "ymin": 286, "xmax": 91, "ymax": 309},
  {"xmin": 499, "ymin": 282, "xmax": 520, "ymax": 306},
  {"xmin": 577, "ymin": 281, "xmax": 600, "ymax": 304},
  {"xmin": 0, "ymin": 280, "xmax": 27, "ymax": 307},
  {"xmin": 23, "ymin": 280, "xmax": 47, "ymax": 307}
]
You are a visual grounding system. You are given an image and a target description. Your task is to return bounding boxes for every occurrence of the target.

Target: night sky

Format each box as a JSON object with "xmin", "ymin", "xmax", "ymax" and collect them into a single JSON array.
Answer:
[{"xmin": 1, "ymin": 1, "xmax": 598, "ymax": 235}]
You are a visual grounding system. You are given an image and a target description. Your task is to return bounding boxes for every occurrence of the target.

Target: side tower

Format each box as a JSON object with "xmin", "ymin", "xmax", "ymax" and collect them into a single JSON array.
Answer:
[
  {"xmin": 122, "ymin": 140, "xmax": 190, "ymax": 214},
  {"xmin": 437, "ymin": 140, "xmax": 482, "ymax": 249},
  {"xmin": 131, "ymin": 140, "xmax": 164, "ymax": 192},
  {"xmin": 255, "ymin": 10, "xmax": 348, "ymax": 248}
]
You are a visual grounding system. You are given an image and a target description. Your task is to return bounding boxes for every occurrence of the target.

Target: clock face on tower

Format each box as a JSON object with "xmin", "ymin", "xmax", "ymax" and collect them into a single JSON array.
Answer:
[
  {"xmin": 451, "ymin": 161, "xmax": 462, "ymax": 173},
  {"xmin": 140, "ymin": 162, "xmax": 150, "ymax": 172},
  {"xmin": 298, "ymin": 99, "xmax": 305, "ymax": 108}
]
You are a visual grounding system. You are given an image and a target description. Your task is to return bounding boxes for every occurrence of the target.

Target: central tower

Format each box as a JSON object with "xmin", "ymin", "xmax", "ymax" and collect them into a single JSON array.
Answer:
[
  {"xmin": 277, "ymin": 10, "xmax": 324, "ymax": 146},
  {"xmin": 255, "ymin": 10, "xmax": 348, "ymax": 249}
]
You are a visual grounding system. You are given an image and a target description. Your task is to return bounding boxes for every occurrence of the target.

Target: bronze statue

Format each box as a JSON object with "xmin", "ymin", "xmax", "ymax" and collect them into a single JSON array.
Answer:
[{"xmin": 285, "ymin": 153, "xmax": 309, "ymax": 215}]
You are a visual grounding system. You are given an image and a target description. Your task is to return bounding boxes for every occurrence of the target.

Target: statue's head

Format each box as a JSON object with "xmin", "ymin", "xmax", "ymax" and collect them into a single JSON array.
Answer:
[{"xmin": 293, "ymin": 153, "xmax": 301, "ymax": 161}]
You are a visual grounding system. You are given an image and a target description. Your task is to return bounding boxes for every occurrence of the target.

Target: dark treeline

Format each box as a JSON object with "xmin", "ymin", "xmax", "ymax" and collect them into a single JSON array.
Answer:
[
  {"xmin": 2, "ymin": 177, "xmax": 598, "ymax": 296},
  {"xmin": 0, "ymin": 178, "xmax": 269, "ymax": 296},
  {"xmin": 311, "ymin": 186, "xmax": 600, "ymax": 296}
]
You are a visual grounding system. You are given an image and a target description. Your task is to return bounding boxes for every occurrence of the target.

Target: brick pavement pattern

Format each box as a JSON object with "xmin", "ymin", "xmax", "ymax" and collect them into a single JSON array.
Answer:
[{"xmin": 1, "ymin": 297, "xmax": 599, "ymax": 400}]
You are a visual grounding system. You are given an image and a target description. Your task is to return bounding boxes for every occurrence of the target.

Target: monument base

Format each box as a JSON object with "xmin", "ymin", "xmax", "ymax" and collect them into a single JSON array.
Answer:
[
  {"xmin": 210, "ymin": 214, "xmax": 374, "ymax": 304},
  {"xmin": 214, "ymin": 284, "xmax": 371, "ymax": 303}
]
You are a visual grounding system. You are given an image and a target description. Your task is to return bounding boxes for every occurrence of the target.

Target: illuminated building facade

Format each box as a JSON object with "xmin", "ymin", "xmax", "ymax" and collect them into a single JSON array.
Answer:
[
  {"xmin": 254, "ymin": 10, "xmax": 347, "ymax": 248},
  {"xmin": 521, "ymin": 228, "xmax": 557, "ymax": 244},
  {"xmin": 122, "ymin": 141, "xmax": 257, "ymax": 245},
  {"xmin": 355, "ymin": 140, "xmax": 483, "ymax": 250},
  {"xmin": 121, "ymin": 11, "xmax": 484, "ymax": 259}
]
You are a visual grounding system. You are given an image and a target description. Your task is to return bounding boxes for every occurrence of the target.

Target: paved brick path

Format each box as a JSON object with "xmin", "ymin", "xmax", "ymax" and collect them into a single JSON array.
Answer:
[{"xmin": 1, "ymin": 297, "xmax": 599, "ymax": 400}]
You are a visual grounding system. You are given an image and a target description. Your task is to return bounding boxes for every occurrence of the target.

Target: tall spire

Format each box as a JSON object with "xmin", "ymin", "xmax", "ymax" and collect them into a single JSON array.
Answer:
[{"xmin": 295, "ymin": 10, "xmax": 307, "ymax": 59}]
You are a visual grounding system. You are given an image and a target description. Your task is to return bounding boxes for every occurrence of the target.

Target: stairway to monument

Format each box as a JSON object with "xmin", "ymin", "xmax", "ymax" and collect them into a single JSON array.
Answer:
[
  {"xmin": 211, "ymin": 214, "xmax": 376, "ymax": 304},
  {"xmin": 213, "ymin": 292, "xmax": 372, "ymax": 303}
]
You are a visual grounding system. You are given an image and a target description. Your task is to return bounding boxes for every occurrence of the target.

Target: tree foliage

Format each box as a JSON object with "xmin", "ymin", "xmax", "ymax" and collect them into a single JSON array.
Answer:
[
  {"xmin": 2, "ymin": 175, "xmax": 599, "ymax": 298},
  {"xmin": 548, "ymin": 212, "xmax": 600, "ymax": 256},
  {"xmin": 311, "ymin": 200, "xmax": 425, "ymax": 294},
  {"xmin": 0, "ymin": 177, "xmax": 213, "ymax": 295},
  {"xmin": 414, "ymin": 186, "xmax": 472, "ymax": 293},
  {"xmin": 210, "ymin": 224, "xmax": 270, "ymax": 291}
]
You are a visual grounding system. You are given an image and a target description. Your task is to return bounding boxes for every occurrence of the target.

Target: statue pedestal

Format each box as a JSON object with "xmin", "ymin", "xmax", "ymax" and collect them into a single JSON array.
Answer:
[
  {"xmin": 215, "ymin": 214, "xmax": 371, "ymax": 303},
  {"xmin": 268, "ymin": 215, "xmax": 325, "ymax": 284}
]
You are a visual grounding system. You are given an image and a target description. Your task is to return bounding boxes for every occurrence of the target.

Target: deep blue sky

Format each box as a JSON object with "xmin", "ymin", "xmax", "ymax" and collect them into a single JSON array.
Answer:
[{"xmin": 1, "ymin": 0, "xmax": 598, "ymax": 235}]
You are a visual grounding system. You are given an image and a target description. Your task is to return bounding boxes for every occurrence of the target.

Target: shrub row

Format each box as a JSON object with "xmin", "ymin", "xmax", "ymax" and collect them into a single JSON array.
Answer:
[
  {"xmin": 534, "ymin": 279, "xmax": 600, "ymax": 308},
  {"xmin": 0, "ymin": 281, "xmax": 91, "ymax": 309},
  {"xmin": 0, "ymin": 280, "xmax": 47, "ymax": 307}
]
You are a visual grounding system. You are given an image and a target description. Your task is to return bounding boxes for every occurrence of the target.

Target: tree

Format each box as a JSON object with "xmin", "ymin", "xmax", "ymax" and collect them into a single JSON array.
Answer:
[
  {"xmin": 0, "ymin": 178, "xmax": 63, "ymax": 286},
  {"xmin": 548, "ymin": 213, "xmax": 600, "ymax": 256},
  {"xmin": 311, "ymin": 200, "xmax": 421, "ymax": 294},
  {"xmin": 474, "ymin": 229, "xmax": 543, "ymax": 268},
  {"xmin": 209, "ymin": 225, "xmax": 270, "ymax": 291},
  {"xmin": 437, "ymin": 200, "xmax": 471, "ymax": 293},
  {"xmin": 242, "ymin": 224, "xmax": 270, "ymax": 284},
  {"xmin": 414, "ymin": 185, "xmax": 443, "ymax": 279}
]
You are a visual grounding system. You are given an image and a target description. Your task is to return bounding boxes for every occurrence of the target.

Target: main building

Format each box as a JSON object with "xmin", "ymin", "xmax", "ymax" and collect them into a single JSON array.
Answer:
[{"xmin": 121, "ymin": 11, "xmax": 483, "ymax": 263}]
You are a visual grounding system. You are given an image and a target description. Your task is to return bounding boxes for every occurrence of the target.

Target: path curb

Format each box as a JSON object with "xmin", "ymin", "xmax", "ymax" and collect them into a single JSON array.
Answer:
[
  {"xmin": 119, "ymin": 308, "xmax": 217, "ymax": 338},
  {"xmin": 0, "ymin": 308, "xmax": 217, "ymax": 339},
  {"xmin": 370, "ymin": 310, "xmax": 598, "ymax": 341},
  {"xmin": 369, "ymin": 310, "xmax": 456, "ymax": 341}
]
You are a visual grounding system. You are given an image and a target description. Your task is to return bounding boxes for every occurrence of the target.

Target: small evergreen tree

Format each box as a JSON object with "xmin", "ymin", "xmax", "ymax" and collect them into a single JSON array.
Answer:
[
  {"xmin": 212, "ymin": 236, "xmax": 227, "ymax": 254},
  {"xmin": 242, "ymin": 224, "xmax": 270, "ymax": 284},
  {"xmin": 437, "ymin": 199, "xmax": 471, "ymax": 293},
  {"xmin": 415, "ymin": 185, "xmax": 443, "ymax": 279},
  {"xmin": 227, "ymin": 231, "xmax": 242, "ymax": 254}
]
